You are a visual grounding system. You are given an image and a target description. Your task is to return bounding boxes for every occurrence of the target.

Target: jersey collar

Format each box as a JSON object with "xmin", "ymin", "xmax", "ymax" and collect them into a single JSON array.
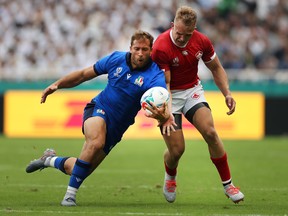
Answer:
[
  {"xmin": 170, "ymin": 29, "xmax": 189, "ymax": 48},
  {"xmin": 126, "ymin": 52, "xmax": 153, "ymax": 71}
]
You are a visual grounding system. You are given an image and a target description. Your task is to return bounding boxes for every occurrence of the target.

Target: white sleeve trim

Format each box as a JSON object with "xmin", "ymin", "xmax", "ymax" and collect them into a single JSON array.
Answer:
[{"xmin": 203, "ymin": 52, "xmax": 216, "ymax": 64}]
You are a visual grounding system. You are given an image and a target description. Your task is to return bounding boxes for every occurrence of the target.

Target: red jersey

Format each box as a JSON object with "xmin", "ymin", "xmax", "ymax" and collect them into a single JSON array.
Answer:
[{"xmin": 151, "ymin": 29, "xmax": 215, "ymax": 90}]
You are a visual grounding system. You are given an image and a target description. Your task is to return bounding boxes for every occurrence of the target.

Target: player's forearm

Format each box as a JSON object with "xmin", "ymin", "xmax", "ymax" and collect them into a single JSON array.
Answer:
[
  {"xmin": 213, "ymin": 73, "xmax": 231, "ymax": 97},
  {"xmin": 54, "ymin": 71, "xmax": 84, "ymax": 89},
  {"xmin": 207, "ymin": 56, "xmax": 232, "ymax": 97},
  {"xmin": 210, "ymin": 62, "xmax": 231, "ymax": 97},
  {"xmin": 56, "ymin": 67, "xmax": 96, "ymax": 89}
]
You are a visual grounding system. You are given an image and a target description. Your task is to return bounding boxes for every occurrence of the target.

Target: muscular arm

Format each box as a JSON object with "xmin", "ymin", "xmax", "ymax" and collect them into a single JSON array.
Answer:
[
  {"xmin": 41, "ymin": 66, "xmax": 97, "ymax": 103},
  {"xmin": 205, "ymin": 56, "xmax": 236, "ymax": 115},
  {"xmin": 54, "ymin": 66, "xmax": 97, "ymax": 89},
  {"xmin": 205, "ymin": 56, "xmax": 231, "ymax": 97}
]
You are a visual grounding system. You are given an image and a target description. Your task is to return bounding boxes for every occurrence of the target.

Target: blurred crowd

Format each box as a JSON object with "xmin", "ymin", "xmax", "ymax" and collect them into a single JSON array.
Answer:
[{"xmin": 0, "ymin": 0, "xmax": 288, "ymax": 80}]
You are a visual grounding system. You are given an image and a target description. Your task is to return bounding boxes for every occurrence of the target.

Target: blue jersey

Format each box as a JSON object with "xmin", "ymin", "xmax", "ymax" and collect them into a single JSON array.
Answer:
[{"xmin": 92, "ymin": 51, "xmax": 166, "ymax": 130}]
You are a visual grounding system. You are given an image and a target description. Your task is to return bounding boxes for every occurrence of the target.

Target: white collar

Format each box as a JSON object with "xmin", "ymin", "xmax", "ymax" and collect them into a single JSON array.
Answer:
[{"xmin": 169, "ymin": 29, "xmax": 188, "ymax": 48}]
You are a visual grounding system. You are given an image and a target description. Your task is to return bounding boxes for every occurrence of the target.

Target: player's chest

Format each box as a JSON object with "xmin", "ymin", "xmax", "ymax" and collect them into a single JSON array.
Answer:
[
  {"xmin": 108, "ymin": 66, "xmax": 149, "ymax": 89},
  {"xmin": 169, "ymin": 46, "xmax": 203, "ymax": 67}
]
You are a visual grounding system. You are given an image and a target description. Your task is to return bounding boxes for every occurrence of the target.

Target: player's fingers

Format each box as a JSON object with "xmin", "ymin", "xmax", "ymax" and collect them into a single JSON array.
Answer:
[
  {"xmin": 167, "ymin": 126, "xmax": 171, "ymax": 136},
  {"xmin": 227, "ymin": 108, "xmax": 235, "ymax": 115},
  {"xmin": 149, "ymin": 101, "xmax": 157, "ymax": 109},
  {"xmin": 40, "ymin": 94, "xmax": 47, "ymax": 103},
  {"xmin": 162, "ymin": 103, "xmax": 166, "ymax": 111},
  {"xmin": 170, "ymin": 125, "xmax": 176, "ymax": 132},
  {"xmin": 227, "ymin": 102, "xmax": 236, "ymax": 115},
  {"xmin": 162, "ymin": 126, "xmax": 166, "ymax": 135}
]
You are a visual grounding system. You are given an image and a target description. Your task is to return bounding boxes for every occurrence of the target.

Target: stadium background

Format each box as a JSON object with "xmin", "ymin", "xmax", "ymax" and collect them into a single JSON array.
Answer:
[{"xmin": 0, "ymin": 0, "xmax": 288, "ymax": 137}]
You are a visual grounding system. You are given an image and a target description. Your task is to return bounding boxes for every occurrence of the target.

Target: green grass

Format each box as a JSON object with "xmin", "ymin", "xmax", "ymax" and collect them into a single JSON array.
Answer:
[{"xmin": 0, "ymin": 136, "xmax": 288, "ymax": 215}]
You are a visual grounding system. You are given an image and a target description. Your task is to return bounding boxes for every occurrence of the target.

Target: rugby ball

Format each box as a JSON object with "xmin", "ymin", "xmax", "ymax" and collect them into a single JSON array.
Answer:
[{"xmin": 140, "ymin": 86, "xmax": 169, "ymax": 113}]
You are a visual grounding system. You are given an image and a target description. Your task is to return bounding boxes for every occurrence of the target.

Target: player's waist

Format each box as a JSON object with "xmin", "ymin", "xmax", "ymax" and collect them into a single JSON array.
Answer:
[{"xmin": 170, "ymin": 79, "xmax": 199, "ymax": 90}]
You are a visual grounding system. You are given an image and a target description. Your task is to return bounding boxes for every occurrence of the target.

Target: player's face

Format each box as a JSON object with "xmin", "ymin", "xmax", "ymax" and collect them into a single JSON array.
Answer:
[
  {"xmin": 172, "ymin": 20, "xmax": 195, "ymax": 47},
  {"xmin": 130, "ymin": 38, "xmax": 152, "ymax": 69}
]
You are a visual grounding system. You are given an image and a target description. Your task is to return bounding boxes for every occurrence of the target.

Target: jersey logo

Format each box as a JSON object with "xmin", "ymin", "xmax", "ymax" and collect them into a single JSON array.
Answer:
[
  {"xmin": 114, "ymin": 67, "xmax": 122, "ymax": 77},
  {"xmin": 76, "ymin": 177, "xmax": 82, "ymax": 182},
  {"xmin": 172, "ymin": 57, "xmax": 179, "ymax": 66},
  {"xmin": 134, "ymin": 76, "xmax": 144, "ymax": 87},
  {"xmin": 182, "ymin": 50, "xmax": 188, "ymax": 55},
  {"xmin": 195, "ymin": 51, "xmax": 203, "ymax": 60},
  {"xmin": 96, "ymin": 109, "xmax": 105, "ymax": 115},
  {"xmin": 192, "ymin": 93, "xmax": 200, "ymax": 99},
  {"xmin": 127, "ymin": 73, "xmax": 131, "ymax": 79}
]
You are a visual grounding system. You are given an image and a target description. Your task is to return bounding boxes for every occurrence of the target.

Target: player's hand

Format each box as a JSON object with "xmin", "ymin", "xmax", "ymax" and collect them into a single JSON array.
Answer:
[
  {"xmin": 40, "ymin": 84, "xmax": 58, "ymax": 103},
  {"xmin": 144, "ymin": 102, "xmax": 170, "ymax": 123},
  {"xmin": 225, "ymin": 95, "xmax": 236, "ymax": 115},
  {"xmin": 144, "ymin": 103, "xmax": 177, "ymax": 136},
  {"xmin": 159, "ymin": 113, "xmax": 177, "ymax": 136}
]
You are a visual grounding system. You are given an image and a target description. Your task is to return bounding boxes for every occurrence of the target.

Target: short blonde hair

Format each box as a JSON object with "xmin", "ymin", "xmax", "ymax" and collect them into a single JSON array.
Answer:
[{"xmin": 174, "ymin": 6, "xmax": 197, "ymax": 26}]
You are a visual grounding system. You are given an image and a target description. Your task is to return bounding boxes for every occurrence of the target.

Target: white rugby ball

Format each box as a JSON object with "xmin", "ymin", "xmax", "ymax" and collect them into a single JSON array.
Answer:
[{"xmin": 140, "ymin": 86, "xmax": 169, "ymax": 113}]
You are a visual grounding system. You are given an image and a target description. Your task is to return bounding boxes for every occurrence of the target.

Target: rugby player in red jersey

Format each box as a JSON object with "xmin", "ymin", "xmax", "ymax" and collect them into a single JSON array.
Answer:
[{"xmin": 151, "ymin": 6, "xmax": 244, "ymax": 204}]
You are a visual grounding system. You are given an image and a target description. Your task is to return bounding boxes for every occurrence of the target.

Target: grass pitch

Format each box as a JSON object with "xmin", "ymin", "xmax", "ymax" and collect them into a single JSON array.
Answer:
[{"xmin": 0, "ymin": 136, "xmax": 287, "ymax": 215}]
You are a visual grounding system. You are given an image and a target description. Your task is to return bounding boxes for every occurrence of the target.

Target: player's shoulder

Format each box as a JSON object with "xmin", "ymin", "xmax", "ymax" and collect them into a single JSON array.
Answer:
[
  {"xmin": 109, "ymin": 51, "xmax": 127, "ymax": 58},
  {"xmin": 141, "ymin": 58, "xmax": 163, "ymax": 75},
  {"xmin": 150, "ymin": 60, "xmax": 162, "ymax": 71},
  {"xmin": 193, "ymin": 30, "xmax": 211, "ymax": 42},
  {"xmin": 103, "ymin": 51, "xmax": 127, "ymax": 64},
  {"xmin": 153, "ymin": 30, "xmax": 171, "ymax": 48},
  {"xmin": 150, "ymin": 62, "xmax": 165, "ymax": 77}
]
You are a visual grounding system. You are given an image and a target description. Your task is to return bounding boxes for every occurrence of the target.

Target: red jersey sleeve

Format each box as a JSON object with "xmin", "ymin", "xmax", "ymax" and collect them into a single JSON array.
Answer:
[
  {"xmin": 201, "ymin": 34, "xmax": 216, "ymax": 63},
  {"xmin": 151, "ymin": 49, "xmax": 170, "ymax": 72}
]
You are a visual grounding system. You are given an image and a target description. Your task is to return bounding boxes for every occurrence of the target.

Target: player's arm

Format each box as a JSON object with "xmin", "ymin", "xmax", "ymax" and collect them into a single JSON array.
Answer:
[
  {"xmin": 144, "ymin": 70, "xmax": 176, "ymax": 135},
  {"xmin": 205, "ymin": 56, "xmax": 236, "ymax": 115},
  {"xmin": 144, "ymin": 70, "xmax": 171, "ymax": 124},
  {"xmin": 161, "ymin": 70, "xmax": 177, "ymax": 135},
  {"xmin": 41, "ymin": 66, "xmax": 97, "ymax": 103},
  {"xmin": 145, "ymin": 101, "xmax": 170, "ymax": 124}
]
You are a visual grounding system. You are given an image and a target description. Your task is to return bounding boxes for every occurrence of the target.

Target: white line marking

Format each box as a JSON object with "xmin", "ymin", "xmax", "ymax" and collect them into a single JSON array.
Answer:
[{"xmin": 0, "ymin": 209, "xmax": 185, "ymax": 215}]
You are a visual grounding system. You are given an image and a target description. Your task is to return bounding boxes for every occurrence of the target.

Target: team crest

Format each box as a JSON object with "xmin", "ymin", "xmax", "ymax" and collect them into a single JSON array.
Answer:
[
  {"xmin": 134, "ymin": 76, "xmax": 144, "ymax": 87},
  {"xmin": 182, "ymin": 50, "xmax": 188, "ymax": 55},
  {"xmin": 195, "ymin": 51, "xmax": 203, "ymax": 60},
  {"xmin": 192, "ymin": 93, "xmax": 200, "ymax": 99}
]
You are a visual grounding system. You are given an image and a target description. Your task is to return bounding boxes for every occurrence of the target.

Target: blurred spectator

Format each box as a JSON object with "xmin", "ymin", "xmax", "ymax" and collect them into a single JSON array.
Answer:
[{"xmin": 0, "ymin": 0, "xmax": 287, "ymax": 80}]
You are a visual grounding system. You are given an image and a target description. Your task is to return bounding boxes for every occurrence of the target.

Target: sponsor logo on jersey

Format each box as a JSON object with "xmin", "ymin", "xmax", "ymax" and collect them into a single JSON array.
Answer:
[
  {"xmin": 172, "ymin": 57, "xmax": 179, "ymax": 66},
  {"xmin": 114, "ymin": 67, "xmax": 122, "ymax": 77},
  {"xmin": 127, "ymin": 73, "xmax": 131, "ymax": 79},
  {"xmin": 195, "ymin": 51, "xmax": 203, "ymax": 60},
  {"xmin": 96, "ymin": 109, "xmax": 105, "ymax": 115},
  {"xmin": 134, "ymin": 76, "xmax": 144, "ymax": 87}
]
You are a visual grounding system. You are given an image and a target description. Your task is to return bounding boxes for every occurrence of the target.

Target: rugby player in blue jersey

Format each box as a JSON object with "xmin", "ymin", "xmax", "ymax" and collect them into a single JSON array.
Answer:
[{"xmin": 25, "ymin": 30, "xmax": 176, "ymax": 206}]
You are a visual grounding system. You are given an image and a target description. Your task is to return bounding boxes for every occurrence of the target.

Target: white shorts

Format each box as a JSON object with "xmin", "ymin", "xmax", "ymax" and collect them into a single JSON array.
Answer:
[{"xmin": 171, "ymin": 81, "xmax": 207, "ymax": 115}]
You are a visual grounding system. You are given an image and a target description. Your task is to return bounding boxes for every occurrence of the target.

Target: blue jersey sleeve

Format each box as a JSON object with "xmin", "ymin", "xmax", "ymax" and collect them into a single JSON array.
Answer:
[
  {"xmin": 93, "ymin": 54, "xmax": 111, "ymax": 75},
  {"xmin": 148, "ymin": 64, "xmax": 167, "ymax": 90}
]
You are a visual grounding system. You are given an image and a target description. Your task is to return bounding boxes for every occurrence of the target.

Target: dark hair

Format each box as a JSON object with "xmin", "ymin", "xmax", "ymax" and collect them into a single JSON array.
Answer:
[{"xmin": 130, "ymin": 30, "xmax": 154, "ymax": 48}]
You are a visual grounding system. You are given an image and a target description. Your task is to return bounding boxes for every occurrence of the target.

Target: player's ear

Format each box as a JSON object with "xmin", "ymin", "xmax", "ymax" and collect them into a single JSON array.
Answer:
[{"xmin": 170, "ymin": 22, "xmax": 174, "ymax": 28}]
